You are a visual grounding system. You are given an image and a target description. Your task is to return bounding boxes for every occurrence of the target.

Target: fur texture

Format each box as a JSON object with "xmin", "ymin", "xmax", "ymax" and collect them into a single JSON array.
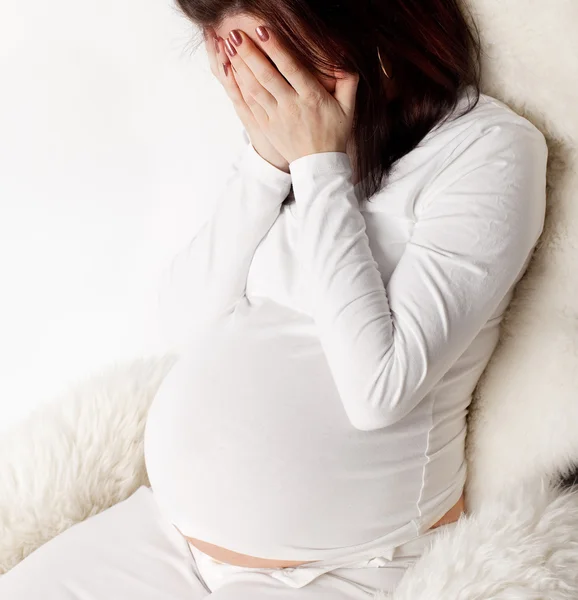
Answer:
[
  {"xmin": 386, "ymin": 480, "xmax": 578, "ymax": 600},
  {"xmin": 2, "ymin": 357, "xmax": 578, "ymax": 600},
  {"xmin": 0, "ymin": 354, "xmax": 177, "ymax": 573},
  {"xmin": 461, "ymin": 0, "xmax": 578, "ymax": 511}
]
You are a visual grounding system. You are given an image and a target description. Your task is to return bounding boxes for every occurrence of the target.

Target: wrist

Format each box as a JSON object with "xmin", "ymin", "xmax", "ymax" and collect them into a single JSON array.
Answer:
[
  {"xmin": 254, "ymin": 148, "xmax": 290, "ymax": 174},
  {"xmin": 242, "ymin": 142, "xmax": 293, "ymax": 190}
]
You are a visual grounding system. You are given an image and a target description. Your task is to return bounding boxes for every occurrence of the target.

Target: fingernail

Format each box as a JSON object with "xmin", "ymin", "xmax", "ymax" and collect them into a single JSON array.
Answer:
[
  {"xmin": 255, "ymin": 26, "xmax": 269, "ymax": 42},
  {"xmin": 223, "ymin": 62, "xmax": 229, "ymax": 77},
  {"xmin": 229, "ymin": 30, "xmax": 242, "ymax": 46},
  {"xmin": 224, "ymin": 38, "xmax": 237, "ymax": 57}
]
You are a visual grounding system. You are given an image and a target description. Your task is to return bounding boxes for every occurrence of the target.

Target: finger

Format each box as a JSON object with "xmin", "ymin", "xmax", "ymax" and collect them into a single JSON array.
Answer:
[
  {"xmin": 333, "ymin": 69, "xmax": 360, "ymax": 114},
  {"xmin": 217, "ymin": 49, "xmax": 269, "ymax": 125},
  {"xmin": 230, "ymin": 67, "xmax": 270, "ymax": 125},
  {"xmin": 205, "ymin": 31, "xmax": 230, "ymax": 80},
  {"xmin": 224, "ymin": 31, "xmax": 286, "ymax": 111},
  {"xmin": 247, "ymin": 26, "xmax": 325, "ymax": 100},
  {"xmin": 222, "ymin": 57, "xmax": 250, "ymax": 107},
  {"xmin": 216, "ymin": 37, "xmax": 231, "ymax": 79},
  {"xmin": 202, "ymin": 30, "xmax": 267, "ymax": 127}
]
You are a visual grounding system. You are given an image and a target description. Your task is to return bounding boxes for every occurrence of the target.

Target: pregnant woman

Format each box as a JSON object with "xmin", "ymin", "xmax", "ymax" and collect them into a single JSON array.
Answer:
[{"xmin": 1, "ymin": 0, "xmax": 547, "ymax": 598}]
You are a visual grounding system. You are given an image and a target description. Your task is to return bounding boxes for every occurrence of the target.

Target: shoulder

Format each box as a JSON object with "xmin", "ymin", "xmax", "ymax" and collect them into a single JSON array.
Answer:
[
  {"xmin": 423, "ymin": 88, "xmax": 548, "ymax": 171},
  {"xmin": 418, "ymin": 88, "xmax": 548, "ymax": 252},
  {"xmin": 378, "ymin": 88, "xmax": 548, "ymax": 206}
]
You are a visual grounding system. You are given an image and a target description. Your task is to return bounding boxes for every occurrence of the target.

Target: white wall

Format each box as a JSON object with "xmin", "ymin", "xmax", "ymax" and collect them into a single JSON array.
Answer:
[{"xmin": 0, "ymin": 0, "xmax": 243, "ymax": 436}]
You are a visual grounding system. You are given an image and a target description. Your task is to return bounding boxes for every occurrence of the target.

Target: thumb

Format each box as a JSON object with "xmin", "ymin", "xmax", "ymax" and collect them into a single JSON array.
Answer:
[{"xmin": 333, "ymin": 69, "xmax": 359, "ymax": 113}]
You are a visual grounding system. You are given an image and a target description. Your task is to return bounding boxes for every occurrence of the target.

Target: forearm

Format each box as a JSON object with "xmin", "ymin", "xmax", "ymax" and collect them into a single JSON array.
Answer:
[{"xmin": 158, "ymin": 140, "xmax": 292, "ymax": 353}]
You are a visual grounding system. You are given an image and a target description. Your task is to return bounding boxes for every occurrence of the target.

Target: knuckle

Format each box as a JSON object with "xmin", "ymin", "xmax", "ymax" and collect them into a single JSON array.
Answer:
[
  {"xmin": 287, "ymin": 101, "xmax": 301, "ymax": 117},
  {"xmin": 305, "ymin": 89, "xmax": 323, "ymax": 106},
  {"xmin": 259, "ymin": 67, "xmax": 276, "ymax": 86},
  {"xmin": 245, "ymin": 82, "xmax": 259, "ymax": 97},
  {"xmin": 284, "ymin": 62, "xmax": 300, "ymax": 78}
]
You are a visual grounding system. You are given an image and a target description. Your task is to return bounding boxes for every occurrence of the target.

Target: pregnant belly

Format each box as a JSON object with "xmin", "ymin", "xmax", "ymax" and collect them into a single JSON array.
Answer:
[{"xmin": 144, "ymin": 300, "xmax": 431, "ymax": 564}]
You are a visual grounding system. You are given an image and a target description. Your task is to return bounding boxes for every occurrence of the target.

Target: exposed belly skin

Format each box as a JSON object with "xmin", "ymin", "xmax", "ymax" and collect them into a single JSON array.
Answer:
[{"xmin": 178, "ymin": 493, "xmax": 465, "ymax": 568}]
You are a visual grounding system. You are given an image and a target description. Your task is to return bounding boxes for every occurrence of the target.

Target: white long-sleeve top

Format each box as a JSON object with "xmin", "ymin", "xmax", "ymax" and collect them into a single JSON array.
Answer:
[{"xmin": 143, "ymin": 89, "xmax": 548, "ymax": 588}]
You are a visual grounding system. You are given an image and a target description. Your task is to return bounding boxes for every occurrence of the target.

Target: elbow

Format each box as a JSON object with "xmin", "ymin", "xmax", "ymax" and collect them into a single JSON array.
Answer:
[
  {"xmin": 349, "ymin": 414, "xmax": 388, "ymax": 432},
  {"xmin": 346, "ymin": 366, "xmax": 420, "ymax": 431},
  {"xmin": 346, "ymin": 379, "xmax": 425, "ymax": 431},
  {"xmin": 340, "ymin": 345, "xmax": 429, "ymax": 431},
  {"xmin": 347, "ymin": 404, "xmax": 409, "ymax": 431}
]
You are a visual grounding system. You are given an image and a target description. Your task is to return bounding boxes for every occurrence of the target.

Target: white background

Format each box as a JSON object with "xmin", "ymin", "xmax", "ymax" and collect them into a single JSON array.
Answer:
[{"xmin": 0, "ymin": 0, "xmax": 243, "ymax": 436}]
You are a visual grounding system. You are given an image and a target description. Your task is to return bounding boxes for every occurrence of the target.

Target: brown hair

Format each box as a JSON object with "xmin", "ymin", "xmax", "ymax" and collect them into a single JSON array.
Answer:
[{"xmin": 175, "ymin": 0, "xmax": 482, "ymax": 202}]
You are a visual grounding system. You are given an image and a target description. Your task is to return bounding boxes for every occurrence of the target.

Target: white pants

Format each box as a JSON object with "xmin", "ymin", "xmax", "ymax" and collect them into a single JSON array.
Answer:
[{"xmin": 0, "ymin": 485, "xmax": 454, "ymax": 599}]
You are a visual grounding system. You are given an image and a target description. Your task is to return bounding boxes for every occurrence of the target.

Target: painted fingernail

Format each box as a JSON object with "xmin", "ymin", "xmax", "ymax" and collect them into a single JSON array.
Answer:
[
  {"xmin": 223, "ymin": 62, "xmax": 229, "ymax": 77},
  {"xmin": 224, "ymin": 38, "xmax": 237, "ymax": 57},
  {"xmin": 255, "ymin": 26, "xmax": 269, "ymax": 41},
  {"xmin": 229, "ymin": 30, "xmax": 242, "ymax": 46}
]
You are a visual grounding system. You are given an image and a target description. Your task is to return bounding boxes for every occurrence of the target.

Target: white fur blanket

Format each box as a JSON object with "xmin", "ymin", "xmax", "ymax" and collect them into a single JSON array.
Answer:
[{"xmin": 1, "ymin": 356, "xmax": 577, "ymax": 599}]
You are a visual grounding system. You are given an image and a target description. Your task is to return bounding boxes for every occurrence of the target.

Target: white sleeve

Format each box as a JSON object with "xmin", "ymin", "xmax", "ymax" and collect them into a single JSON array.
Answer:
[
  {"xmin": 288, "ymin": 120, "xmax": 548, "ymax": 431},
  {"xmin": 157, "ymin": 130, "xmax": 293, "ymax": 354}
]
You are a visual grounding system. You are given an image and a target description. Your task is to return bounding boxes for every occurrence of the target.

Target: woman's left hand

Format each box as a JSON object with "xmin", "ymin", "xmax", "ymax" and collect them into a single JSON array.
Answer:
[{"xmin": 223, "ymin": 27, "xmax": 359, "ymax": 165}]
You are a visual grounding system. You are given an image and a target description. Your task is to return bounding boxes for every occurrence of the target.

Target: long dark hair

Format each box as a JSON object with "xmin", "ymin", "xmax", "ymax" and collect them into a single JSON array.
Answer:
[{"xmin": 174, "ymin": 0, "xmax": 482, "ymax": 202}]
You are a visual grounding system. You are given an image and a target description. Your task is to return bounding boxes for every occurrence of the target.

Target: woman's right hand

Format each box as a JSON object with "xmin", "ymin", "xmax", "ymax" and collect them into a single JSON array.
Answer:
[{"xmin": 204, "ymin": 27, "xmax": 290, "ymax": 174}]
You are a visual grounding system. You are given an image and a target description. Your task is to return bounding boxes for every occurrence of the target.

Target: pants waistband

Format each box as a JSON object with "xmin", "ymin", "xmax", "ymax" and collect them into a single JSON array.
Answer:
[{"xmin": 187, "ymin": 522, "xmax": 458, "ymax": 589}]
